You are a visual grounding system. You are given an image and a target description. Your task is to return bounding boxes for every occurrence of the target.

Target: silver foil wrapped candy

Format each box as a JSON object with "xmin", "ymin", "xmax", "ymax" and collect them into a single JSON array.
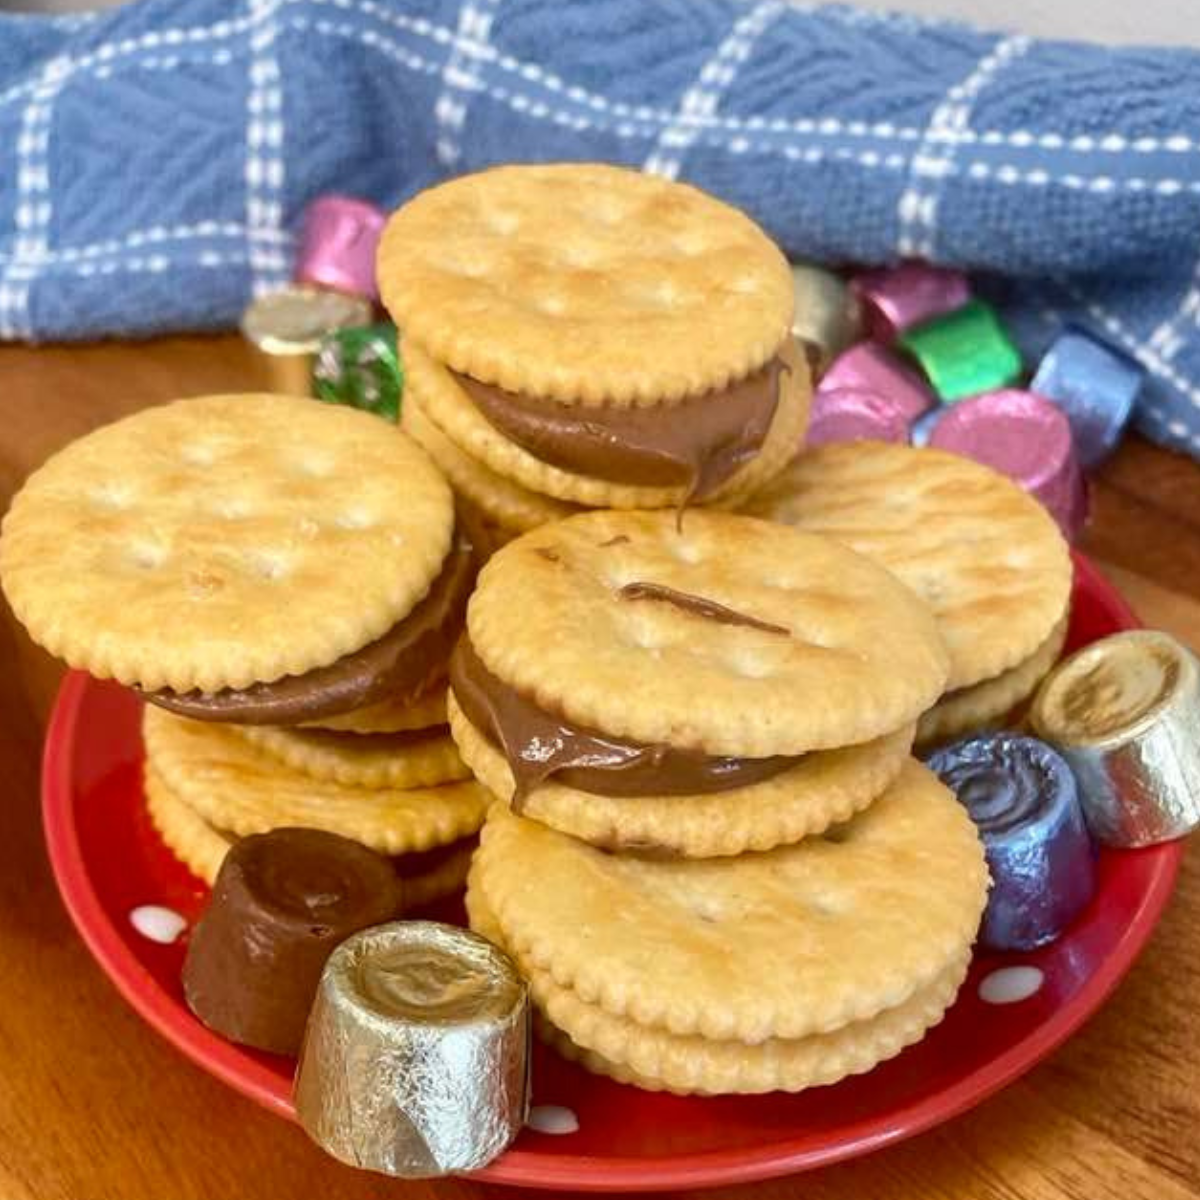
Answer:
[
  {"xmin": 1031, "ymin": 630, "xmax": 1200, "ymax": 846},
  {"xmin": 294, "ymin": 921, "xmax": 530, "ymax": 1177}
]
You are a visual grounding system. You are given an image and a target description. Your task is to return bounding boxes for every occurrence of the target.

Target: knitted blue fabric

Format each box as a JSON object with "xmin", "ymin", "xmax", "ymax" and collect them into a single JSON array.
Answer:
[{"xmin": 2, "ymin": 0, "xmax": 1200, "ymax": 457}]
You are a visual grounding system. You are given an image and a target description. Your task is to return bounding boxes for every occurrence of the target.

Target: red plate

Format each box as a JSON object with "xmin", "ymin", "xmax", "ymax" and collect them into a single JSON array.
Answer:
[{"xmin": 43, "ymin": 553, "xmax": 1181, "ymax": 1192}]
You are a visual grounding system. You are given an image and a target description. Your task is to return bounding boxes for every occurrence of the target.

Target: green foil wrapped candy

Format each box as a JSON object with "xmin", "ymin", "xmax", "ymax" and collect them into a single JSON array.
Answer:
[
  {"xmin": 312, "ymin": 323, "xmax": 403, "ymax": 421},
  {"xmin": 898, "ymin": 298, "xmax": 1023, "ymax": 402}
]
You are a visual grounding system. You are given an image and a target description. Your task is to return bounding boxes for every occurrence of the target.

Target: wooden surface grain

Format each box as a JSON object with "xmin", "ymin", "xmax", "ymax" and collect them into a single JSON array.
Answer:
[{"xmin": 1, "ymin": 334, "xmax": 1198, "ymax": 1200}]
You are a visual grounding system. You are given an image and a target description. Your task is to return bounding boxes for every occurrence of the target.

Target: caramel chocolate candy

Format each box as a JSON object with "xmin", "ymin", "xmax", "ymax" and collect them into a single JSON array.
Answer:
[
  {"xmin": 1031, "ymin": 630, "xmax": 1200, "ymax": 846},
  {"xmin": 182, "ymin": 828, "xmax": 401, "ymax": 1055},
  {"xmin": 295, "ymin": 922, "xmax": 529, "ymax": 1176}
]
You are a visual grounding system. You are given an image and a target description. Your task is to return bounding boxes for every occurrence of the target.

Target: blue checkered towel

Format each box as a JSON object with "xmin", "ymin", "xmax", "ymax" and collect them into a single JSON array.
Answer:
[{"xmin": 3, "ymin": 0, "xmax": 1200, "ymax": 459}]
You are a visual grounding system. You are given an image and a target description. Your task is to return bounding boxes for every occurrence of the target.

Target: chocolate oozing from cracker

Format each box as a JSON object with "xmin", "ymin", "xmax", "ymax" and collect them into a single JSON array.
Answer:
[
  {"xmin": 450, "ymin": 637, "xmax": 798, "ymax": 806},
  {"xmin": 451, "ymin": 351, "xmax": 790, "ymax": 499},
  {"xmin": 146, "ymin": 534, "xmax": 475, "ymax": 726},
  {"xmin": 181, "ymin": 827, "xmax": 402, "ymax": 1056}
]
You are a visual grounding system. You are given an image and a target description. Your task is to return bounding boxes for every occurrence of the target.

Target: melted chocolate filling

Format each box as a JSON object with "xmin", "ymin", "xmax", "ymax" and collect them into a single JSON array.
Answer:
[
  {"xmin": 146, "ymin": 534, "xmax": 475, "ymax": 726},
  {"xmin": 450, "ymin": 637, "xmax": 798, "ymax": 807},
  {"xmin": 452, "ymin": 351, "xmax": 789, "ymax": 500}
]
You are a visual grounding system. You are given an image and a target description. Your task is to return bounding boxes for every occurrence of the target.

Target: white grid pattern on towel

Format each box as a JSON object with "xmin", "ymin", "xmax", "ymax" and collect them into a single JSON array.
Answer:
[
  {"xmin": 2, "ymin": 0, "xmax": 1197, "ymax": 162},
  {"xmin": 644, "ymin": 0, "xmax": 784, "ymax": 180},
  {"xmin": 245, "ymin": 0, "xmax": 289, "ymax": 296},
  {"xmin": 896, "ymin": 34, "xmax": 1030, "ymax": 258},
  {"xmin": 434, "ymin": 0, "xmax": 503, "ymax": 168},
  {"xmin": 1061, "ymin": 282, "xmax": 1200, "ymax": 416},
  {"xmin": 0, "ymin": 54, "xmax": 71, "ymax": 339},
  {"xmin": 2, "ymin": 11, "xmax": 1197, "ymax": 289}
]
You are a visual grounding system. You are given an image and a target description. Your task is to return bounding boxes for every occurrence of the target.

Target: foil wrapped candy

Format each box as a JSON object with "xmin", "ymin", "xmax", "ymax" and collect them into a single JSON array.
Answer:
[
  {"xmin": 295, "ymin": 921, "xmax": 530, "ymax": 1177},
  {"xmin": 926, "ymin": 734, "xmax": 1096, "ymax": 951},
  {"xmin": 1032, "ymin": 630, "xmax": 1200, "ymax": 847}
]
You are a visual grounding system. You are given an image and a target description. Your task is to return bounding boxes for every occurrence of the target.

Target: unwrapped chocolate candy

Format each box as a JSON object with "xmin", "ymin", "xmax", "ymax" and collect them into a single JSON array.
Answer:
[{"xmin": 182, "ymin": 827, "xmax": 401, "ymax": 1055}]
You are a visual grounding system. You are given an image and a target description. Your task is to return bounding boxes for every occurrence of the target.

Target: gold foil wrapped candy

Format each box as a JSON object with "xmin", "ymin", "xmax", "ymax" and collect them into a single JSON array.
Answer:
[
  {"xmin": 240, "ymin": 284, "xmax": 373, "ymax": 395},
  {"xmin": 1031, "ymin": 630, "xmax": 1200, "ymax": 846},
  {"xmin": 789, "ymin": 262, "xmax": 861, "ymax": 372},
  {"xmin": 294, "ymin": 921, "xmax": 530, "ymax": 1177}
]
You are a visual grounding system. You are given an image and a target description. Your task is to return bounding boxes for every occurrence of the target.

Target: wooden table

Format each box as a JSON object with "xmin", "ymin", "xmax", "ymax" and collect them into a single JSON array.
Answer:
[{"xmin": 1, "ymin": 334, "xmax": 1198, "ymax": 1200}]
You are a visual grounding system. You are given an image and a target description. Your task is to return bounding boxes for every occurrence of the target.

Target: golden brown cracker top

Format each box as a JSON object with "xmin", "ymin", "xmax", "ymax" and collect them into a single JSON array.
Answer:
[
  {"xmin": 378, "ymin": 163, "xmax": 793, "ymax": 406},
  {"xmin": 0, "ymin": 394, "xmax": 454, "ymax": 692},
  {"xmin": 744, "ymin": 441, "xmax": 1072, "ymax": 690},
  {"xmin": 466, "ymin": 509, "xmax": 949, "ymax": 756}
]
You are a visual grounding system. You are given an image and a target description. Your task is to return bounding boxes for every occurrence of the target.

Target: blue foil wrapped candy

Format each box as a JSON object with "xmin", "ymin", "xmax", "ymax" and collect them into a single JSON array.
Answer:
[
  {"xmin": 1030, "ymin": 329, "xmax": 1143, "ymax": 469},
  {"xmin": 926, "ymin": 734, "xmax": 1095, "ymax": 952}
]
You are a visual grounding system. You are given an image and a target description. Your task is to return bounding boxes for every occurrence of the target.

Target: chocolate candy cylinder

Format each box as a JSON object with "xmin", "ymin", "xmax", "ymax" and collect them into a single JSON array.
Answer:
[
  {"xmin": 1030, "ymin": 329, "xmax": 1142, "ymax": 469},
  {"xmin": 295, "ymin": 922, "xmax": 529, "ymax": 1176},
  {"xmin": 295, "ymin": 194, "xmax": 387, "ymax": 302},
  {"xmin": 182, "ymin": 828, "xmax": 401, "ymax": 1055},
  {"xmin": 820, "ymin": 342, "xmax": 933, "ymax": 422},
  {"xmin": 899, "ymin": 298, "xmax": 1023, "ymax": 401},
  {"xmin": 929, "ymin": 389, "xmax": 1088, "ymax": 541},
  {"xmin": 789, "ymin": 262, "xmax": 861, "ymax": 370},
  {"xmin": 926, "ymin": 734, "xmax": 1095, "ymax": 951},
  {"xmin": 240, "ymin": 284, "xmax": 372, "ymax": 395},
  {"xmin": 851, "ymin": 262, "xmax": 970, "ymax": 343},
  {"xmin": 1031, "ymin": 630, "xmax": 1200, "ymax": 846},
  {"xmin": 806, "ymin": 388, "xmax": 910, "ymax": 446}
]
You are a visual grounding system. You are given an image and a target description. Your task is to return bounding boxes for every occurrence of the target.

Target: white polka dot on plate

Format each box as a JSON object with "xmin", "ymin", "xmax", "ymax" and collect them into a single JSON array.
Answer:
[
  {"xmin": 129, "ymin": 905, "xmax": 187, "ymax": 945},
  {"xmin": 978, "ymin": 965, "xmax": 1044, "ymax": 1005},
  {"xmin": 527, "ymin": 1105, "xmax": 579, "ymax": 1135}
]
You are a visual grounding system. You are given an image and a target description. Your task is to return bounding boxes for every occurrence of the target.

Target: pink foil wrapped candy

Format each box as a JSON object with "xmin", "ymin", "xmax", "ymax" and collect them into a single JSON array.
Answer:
[
  {"xmin": 295, "ymin": 194, "xmax": 387, "ymax": 302},
  {"xmin": 852, "ymin": 262, "xmax": 971, "ymax": 343},
  {"xmin": 820, "ymin": 342, "xmax": 934, "ymax": 423},
  {"xmin": 929, "ymin": 389, "xmax": 1088, "ymax": 541}
]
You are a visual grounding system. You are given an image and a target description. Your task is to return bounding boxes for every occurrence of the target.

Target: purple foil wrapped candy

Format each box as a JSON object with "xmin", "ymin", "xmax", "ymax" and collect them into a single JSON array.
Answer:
[
  {"xmin": 929, "ymin": 389, "xmax": 1088, "ymax": 541},
  {"xmin": 852, "ymin": 262, "xmax": 971, "ymax": 343},
  {"xmin": 807, "ymin": 388, "xmax": 911, "ymax": 446},
  {"xmin": 295, "ymin": 194, "xmax": 387, "ymax": 302},
  {"xmin": 1030, "ymin": 328, "xmax": 1143, "ymax": 469},
  {"xmin": 820, "ymin": 342, "xmax": 934, "ymax": 422},
  {"xmin": 926, "ymin": 734, "xmax": 1095, "ymax": 952}
]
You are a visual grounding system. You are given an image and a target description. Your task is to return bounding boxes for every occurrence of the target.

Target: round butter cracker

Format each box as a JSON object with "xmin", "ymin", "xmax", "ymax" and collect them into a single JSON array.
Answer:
[
  {"xmin": 469, "ymin": 882, "xmax": 968, "ymax": 1095},
  {"xmin": 143, "ymin": 705, "xmax": 487, "ymax": 854},
  {"xmin": 0, "ymin": 394, "xmax": 454, "ymax": 692},
  {"xmin": 301, "ymin": 685, "xmax": 449, "ymax": 734},
  {"xmin": 473, "ymin": 759, "xmax": 987, "ymax": 1043},
  {"xmin": 917, "ymin": 613, "xmax": 1069, "ymax": 746},
  {"xmin": 405, "ymin": 338, "xmax": 809, "ymax": 510},
  {"xmin": 378, "ymin": 163, "xmax": 794, "ymax": 406},
  {"xmin": 450, "ymin": 694, "xmax": 912, "ymax": 857},
  {"xmin": 468, "ymin": 510, "xmax": 949, "ymax": 756},
  {"xmin": 744, "ymin": 442, "xmax": 1071, "ymax": 691},
  {"xmin": 235, "ymin": 724, "xmax": 470, "ymax": 789},
  {"xmin": 144, "ymin": 764, "xmax": 233, "ymax": 885}
]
